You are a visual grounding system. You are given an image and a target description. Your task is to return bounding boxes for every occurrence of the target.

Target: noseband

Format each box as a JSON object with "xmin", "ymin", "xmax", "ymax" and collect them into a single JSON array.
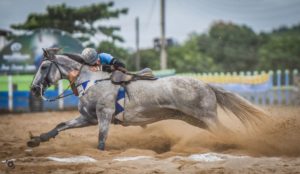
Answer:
[{"xmin": 33, "ymin": 52, "xmax": 83, "ymax": 102}]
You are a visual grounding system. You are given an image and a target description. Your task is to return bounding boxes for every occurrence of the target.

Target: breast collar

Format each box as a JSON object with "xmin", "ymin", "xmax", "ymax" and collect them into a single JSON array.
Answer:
[{"xmin": 76, "ymin": 78, "xmax": 110, "ymax": 97}]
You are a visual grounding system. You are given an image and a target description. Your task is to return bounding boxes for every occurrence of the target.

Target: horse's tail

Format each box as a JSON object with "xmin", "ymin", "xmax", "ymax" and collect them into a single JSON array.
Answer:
[{"xmin": 208, "ymin": 84, "xmax": 268, "ymax": 125}]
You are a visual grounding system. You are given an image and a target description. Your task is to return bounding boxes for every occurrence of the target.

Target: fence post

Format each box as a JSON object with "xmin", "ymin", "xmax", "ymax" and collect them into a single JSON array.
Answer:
[
  {"xmin": 253, "ymin": 71, "xmax": 259, "ymax": 105},
  {"xmin": 276, "ymin": 70, "xmax": 282, "ymax": 105},
  {"xmin": 261, "ymin": 71, "xmax": 266, "ymax": 106},
  {"xmin": 8, "ymin": 75, "xmax": 13, "ymax": 112},
  {"xmin": 293, "ymin": 69, "xmax": 299, "ymax": 105},
  {"xmin": 246, "ymin": 71, "xmax": 252, "ymax": 102},
  {"xmin": 293, "ymin": 69, "xmax": 298, "ymax": 85},
  {"xmin": 269, "ymin": 70, "xmax": 274, "ymax": 105},
  {"xmin": 285, "ymin": 70, "xmax": 290, "ymax": 105},
  {"xmin": 58, "ymin": 80, "xmax": 64, "ymax": 110}
]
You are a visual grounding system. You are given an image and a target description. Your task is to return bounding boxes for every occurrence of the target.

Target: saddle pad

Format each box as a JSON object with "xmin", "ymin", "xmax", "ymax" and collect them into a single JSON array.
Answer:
[
  {"xmin": 77, "ymin": 80, "xmax": 96, "ymax": 97},
  {"xmin": 114, "ymin": 87, "xmax": 126, "ymax": 122}
]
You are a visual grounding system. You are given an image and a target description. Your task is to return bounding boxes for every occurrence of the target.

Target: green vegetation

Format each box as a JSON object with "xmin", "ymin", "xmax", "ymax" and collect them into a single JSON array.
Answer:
[
  {"xmin": 97, "ymin": 41, "xmax": 131, "ymax": 68},
  {"xmin": 8, "ymin": 2, "xmax": 300, "ymax": 73},
  {"xmin": 129, "ymin": 22, "xmax": 300, "ymax": 73},
  {"xmin": 197, "ymin": 22, "xmax": 260, "ymax": 72},
  {"xmin": 0, "ymin": 75, "xmax": 70, "ymax": 91},
  {"xmin": 11, "ymin": 2, "xmax": 128, "ymax": 47},
  {"xmin": 0, "ymin": 71, "xmax": 175, "ymax": 91},
  {"xmin": 258, "ymin": 26, "xmax": 300, "ymax": 70},
  {"xmin": 0, "ymin": 75, "xmax": 33, "ymax": 91}
]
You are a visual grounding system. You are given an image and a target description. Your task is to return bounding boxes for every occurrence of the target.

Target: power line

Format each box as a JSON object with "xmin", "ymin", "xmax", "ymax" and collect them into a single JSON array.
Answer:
[{"xmin": 145, "ymin": 0, "xmax": 157, "ymax": 32}]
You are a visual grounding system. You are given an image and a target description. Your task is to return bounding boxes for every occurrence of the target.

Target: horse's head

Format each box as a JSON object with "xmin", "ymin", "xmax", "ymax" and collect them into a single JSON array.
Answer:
[{"xmin": 30, "ymin": 48, "xmax": 82, "ymax": 97}]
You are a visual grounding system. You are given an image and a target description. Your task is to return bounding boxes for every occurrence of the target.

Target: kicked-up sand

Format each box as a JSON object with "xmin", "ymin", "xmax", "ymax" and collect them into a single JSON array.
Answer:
[{"xmin": 0, "ymin": 106, "xmax": 300, "ymax": 173}]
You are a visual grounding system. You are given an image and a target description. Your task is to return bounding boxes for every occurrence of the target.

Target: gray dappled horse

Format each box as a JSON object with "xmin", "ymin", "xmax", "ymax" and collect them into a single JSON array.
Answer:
[{"xmin": 29, "ymin": 50, "xmax": 267, "ymax": 150}]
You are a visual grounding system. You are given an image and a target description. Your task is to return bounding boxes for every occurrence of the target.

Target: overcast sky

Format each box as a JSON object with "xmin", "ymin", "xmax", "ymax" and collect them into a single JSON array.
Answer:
[{"xmin": 1, "ymin": 0, "xmax": 300, "ymax": 49}]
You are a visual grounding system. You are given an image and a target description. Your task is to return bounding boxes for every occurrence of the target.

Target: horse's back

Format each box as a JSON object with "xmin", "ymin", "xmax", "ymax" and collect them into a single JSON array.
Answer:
[{"xmin": 127, "ymin": 76, "xmax": 215, "ymax": 108}]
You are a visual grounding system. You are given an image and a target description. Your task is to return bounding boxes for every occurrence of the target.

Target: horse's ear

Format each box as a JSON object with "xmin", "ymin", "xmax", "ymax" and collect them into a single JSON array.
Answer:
[{"xmin": 42, "ymin": 48, "xmax": 49, "ymax": 58}]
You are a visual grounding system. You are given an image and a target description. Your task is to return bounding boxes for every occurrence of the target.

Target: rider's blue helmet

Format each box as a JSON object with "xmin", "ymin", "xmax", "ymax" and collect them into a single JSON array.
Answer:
[{"xmin": 81, "ymin": 48, "xmax": 98, "ymax": 65}]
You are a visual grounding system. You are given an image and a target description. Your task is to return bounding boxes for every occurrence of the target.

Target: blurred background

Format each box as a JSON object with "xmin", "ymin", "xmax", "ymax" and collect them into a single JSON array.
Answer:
[{"xmin": 1, "ymin": 0, "xmax": 300, "ymax": 112}]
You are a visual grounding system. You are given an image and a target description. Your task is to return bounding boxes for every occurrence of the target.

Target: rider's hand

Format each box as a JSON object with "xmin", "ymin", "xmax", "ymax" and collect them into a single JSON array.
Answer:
[
  {"xmin": 115, "ymin": 66, "xmax": 128, "ymax": 73},
  {"xmin": 68, "ymin": 70, "xmax": 79, "ymax": 82}
]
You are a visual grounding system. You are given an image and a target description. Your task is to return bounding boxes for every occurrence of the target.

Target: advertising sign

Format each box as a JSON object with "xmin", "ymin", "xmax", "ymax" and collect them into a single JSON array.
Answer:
[{"xmin": 0, "ymin": 28, "xmax": 83, "ymax": 74}]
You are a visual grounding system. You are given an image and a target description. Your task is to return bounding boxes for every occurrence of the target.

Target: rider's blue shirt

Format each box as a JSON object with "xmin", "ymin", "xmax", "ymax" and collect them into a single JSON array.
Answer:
[{"xmin": 98, "ymin": 53, "xmax": 113, "ymax": 65}]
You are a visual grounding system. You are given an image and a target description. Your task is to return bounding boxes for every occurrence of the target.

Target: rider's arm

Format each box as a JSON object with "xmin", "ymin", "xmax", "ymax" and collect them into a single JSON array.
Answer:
[
  {"xmin": 99, "ymin": 53, "xmax": 113, "ymax": 65},
  {"xmin": 110, "ymin": 58, "xmax": 125, "ymax": 68},
  {"xmin": 99, "ymin": 53, "xmax": 125, "ymax": 69}
]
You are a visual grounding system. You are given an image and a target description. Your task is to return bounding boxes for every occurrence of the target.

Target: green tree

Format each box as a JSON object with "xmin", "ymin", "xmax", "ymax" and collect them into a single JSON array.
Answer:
[
  {"xmin": 128, "ymin": 34, "xmax": 218, "ymax": 73},
  {"xmin": 130, "ymin": 49, "xmax": 160, "ymax": 71},
  {"xmin": 259, "ymin": 32, "xmax": 300, "ymax": 70},
  {"xmin": 11, "ymin": 2, "xmax": 128, "ymax": 47},
  {"xmin": 168, "ymin": 33, "xmax": 219, "ymax": 73},
  {"xmin": 198, "ymin": 21, "xmax": 260, "ymax": 71},
  {"xmin": 97, "ymin": 41, "xmax": 130, "ymax": 68}
]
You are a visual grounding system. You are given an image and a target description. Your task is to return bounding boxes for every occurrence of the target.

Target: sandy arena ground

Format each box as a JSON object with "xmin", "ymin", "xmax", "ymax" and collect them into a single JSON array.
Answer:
[{"xmin": 1, "ymin": 106, "xmax": 300, "ymax": 173}]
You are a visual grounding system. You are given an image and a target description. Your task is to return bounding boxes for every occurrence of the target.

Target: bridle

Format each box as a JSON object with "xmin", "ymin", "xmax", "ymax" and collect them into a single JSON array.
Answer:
[{"xmin": 32, "ymin": 50, "xmax": 83, "ymax": 102}]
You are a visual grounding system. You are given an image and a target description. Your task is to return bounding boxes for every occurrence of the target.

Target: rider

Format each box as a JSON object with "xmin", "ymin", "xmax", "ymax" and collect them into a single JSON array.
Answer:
[
  {"xmin": 68, "ymin": 48, "xmax": 126, "ymax": 96},
  {"xmin": 81, "ymin": 48, "xmax": 126, "ymax": 73}
]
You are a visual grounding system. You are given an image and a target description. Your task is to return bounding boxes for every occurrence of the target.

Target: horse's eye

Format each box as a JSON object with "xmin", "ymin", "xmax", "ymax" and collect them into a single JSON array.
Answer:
[{"xmin": 41, "ymin": 66, "xmax": 47, "ymax": 70}]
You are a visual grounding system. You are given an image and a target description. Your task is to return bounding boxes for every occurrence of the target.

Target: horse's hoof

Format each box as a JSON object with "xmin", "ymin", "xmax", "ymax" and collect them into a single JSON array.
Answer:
[
  {"xmin": 40, "ymin": 129, "xmax": 58, "ymax": 142},
  {"xmin": 27, "ymin": 137, "xmax": 41, "ymax": 147},
  {"xmin": 98, "ymin": 143, "xmax": 105, "ymax": 151}
]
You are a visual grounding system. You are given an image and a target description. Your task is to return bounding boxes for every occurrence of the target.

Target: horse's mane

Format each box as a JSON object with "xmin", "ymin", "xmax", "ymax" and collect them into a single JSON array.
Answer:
[
  {"xmin": 42, "ymin": 48, "xmax": 88, "ymax": 65},
  {"xmin": 61, "ymin": 53, "xmax": 88, "ymax": 65}
]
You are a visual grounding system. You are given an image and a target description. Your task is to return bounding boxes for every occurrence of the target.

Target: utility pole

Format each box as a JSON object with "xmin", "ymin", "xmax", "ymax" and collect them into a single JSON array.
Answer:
[
  {"xmin": 160, "ymin": 0, "xmax": 167, "ymax": 70},
  {"xmin": 135, "ymin": 17, "xmax": 140, "ymax": 70}
]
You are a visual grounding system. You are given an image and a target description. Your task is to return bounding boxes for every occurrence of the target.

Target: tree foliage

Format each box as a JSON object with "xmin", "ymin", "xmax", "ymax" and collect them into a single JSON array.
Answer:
[
  {"xmin": 11, "ymin": 5, "xmax": 300, "ymax": 72},
  {"xmin": 11, "ymin": 2, "xmax": 128, "ymax": 46},
  {"xmin": 128, "ymin": 33, "xmax": 219, "ymax": 73},
  {"xmin": 197, "ymin": 21, "xmax": 261, "ymax": 72},
  {"xmin": 133, "ymin": 22, "xmax": 300, "ymax": 72},
  {"xmin": 168, "ymin": 33, "xmax": 219, "ymax": 73},
  {"xmin": 126, "ymin": 49, "xmax": 160, "ymax": 71},
  {"xmin": 97, "ymin": 41, "xmax": 130, "ymax": 66},
  {"xmin": 258, "ymin": 31, "xmax": 300, "ymax": 70}
]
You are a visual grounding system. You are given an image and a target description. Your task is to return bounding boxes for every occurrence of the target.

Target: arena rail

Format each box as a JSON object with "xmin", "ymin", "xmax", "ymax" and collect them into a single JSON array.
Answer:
[
  {"xmin": 1, "ymin": 69, "xmax": 298, "ymax": 112},
  {"xmin": 0, "ymin": 69, "xmax": 176, "ymax": 112},
  {"xmin": 177, "ymin": 69, "xmax": 299, "ymax": 105}
]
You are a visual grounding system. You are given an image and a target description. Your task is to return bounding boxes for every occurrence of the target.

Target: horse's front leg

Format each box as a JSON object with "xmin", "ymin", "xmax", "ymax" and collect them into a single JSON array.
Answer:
[
  {"xmin": 27, "ymin": 115, "xmax": 94, "ymax": 147},
  {"xmin": 96, "ymin": 99, "xmax": 114, "ymax": 150}
]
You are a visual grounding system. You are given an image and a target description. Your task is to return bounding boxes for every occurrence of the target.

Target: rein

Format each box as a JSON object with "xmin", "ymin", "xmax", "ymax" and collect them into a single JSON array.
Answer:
[
  {"xmin": 36, "ymin": 50, "xmax": 86, "ymax": 102},
  {"xmin": 38, "ymin": 53, "xmax": 110, "ymax": 102},
  {"xmin": 40, "ymin": 63, "xmax": 84, "ymax": 102}
]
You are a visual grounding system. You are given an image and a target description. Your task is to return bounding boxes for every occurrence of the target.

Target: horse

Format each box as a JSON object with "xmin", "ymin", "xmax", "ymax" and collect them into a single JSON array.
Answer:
[{"xmin": 28, "ymin": 49, "xmax": 267, "ymax": 150}]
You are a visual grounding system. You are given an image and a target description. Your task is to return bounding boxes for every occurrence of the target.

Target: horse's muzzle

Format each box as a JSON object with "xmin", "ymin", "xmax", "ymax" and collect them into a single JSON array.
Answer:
[{"xmin": 30, "ymin": 85, "xmax": 42, "ymax": 97}]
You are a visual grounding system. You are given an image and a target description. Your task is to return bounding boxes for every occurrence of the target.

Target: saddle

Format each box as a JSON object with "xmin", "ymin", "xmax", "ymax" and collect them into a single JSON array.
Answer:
[
  {"xmin": 111, "ymin": 68, "xmax": 157, "ymax": 85},
  {"xmin": 111, "ymin": 68, "xmax": 157, "ymax": 125}
]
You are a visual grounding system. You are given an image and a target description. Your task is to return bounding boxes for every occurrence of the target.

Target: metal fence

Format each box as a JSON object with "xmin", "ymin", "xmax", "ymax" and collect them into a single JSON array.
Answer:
[
  {"xmin": 178, "ymin": 69, "xmax": 299, "ymax": 105},
  {"xmin": 0, "ymin": 69, "xmax": 176, "ymax": 112},
  {"xmin": 1, "ymin": 69, "xmax": 299, "ymax": 112}
]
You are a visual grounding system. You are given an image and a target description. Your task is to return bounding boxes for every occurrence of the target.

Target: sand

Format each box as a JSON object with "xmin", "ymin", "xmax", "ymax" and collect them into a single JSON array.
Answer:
[{"xmin": 1, "ymin": 106, "xmax": 300, "ymax": 173}]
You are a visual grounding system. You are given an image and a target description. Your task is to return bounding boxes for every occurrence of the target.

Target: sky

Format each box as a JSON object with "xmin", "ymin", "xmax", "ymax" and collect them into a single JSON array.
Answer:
[{"xmin": 1, "ymin": 0, "xmax": 300, "ymax": 49}]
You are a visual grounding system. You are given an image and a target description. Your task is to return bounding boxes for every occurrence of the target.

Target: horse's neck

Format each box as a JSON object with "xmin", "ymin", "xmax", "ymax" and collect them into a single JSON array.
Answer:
[
  {"xmin": 75, "ymin": 66, "xmax": 110, "ymax": 85},
  {"xmin": 55, "ymin": 55, "xmax": 110, "ymax": 85}
]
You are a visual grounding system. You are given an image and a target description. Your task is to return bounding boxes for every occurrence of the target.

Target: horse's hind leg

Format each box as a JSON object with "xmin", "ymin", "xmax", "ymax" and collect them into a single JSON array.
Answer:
[
  {"xmin": 27, "ymin": 115, "xmax": 94, "ymax": 147},
  {"xmin": 180, "ymin": 109, "xmax": 218, "ymax": 130}
]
